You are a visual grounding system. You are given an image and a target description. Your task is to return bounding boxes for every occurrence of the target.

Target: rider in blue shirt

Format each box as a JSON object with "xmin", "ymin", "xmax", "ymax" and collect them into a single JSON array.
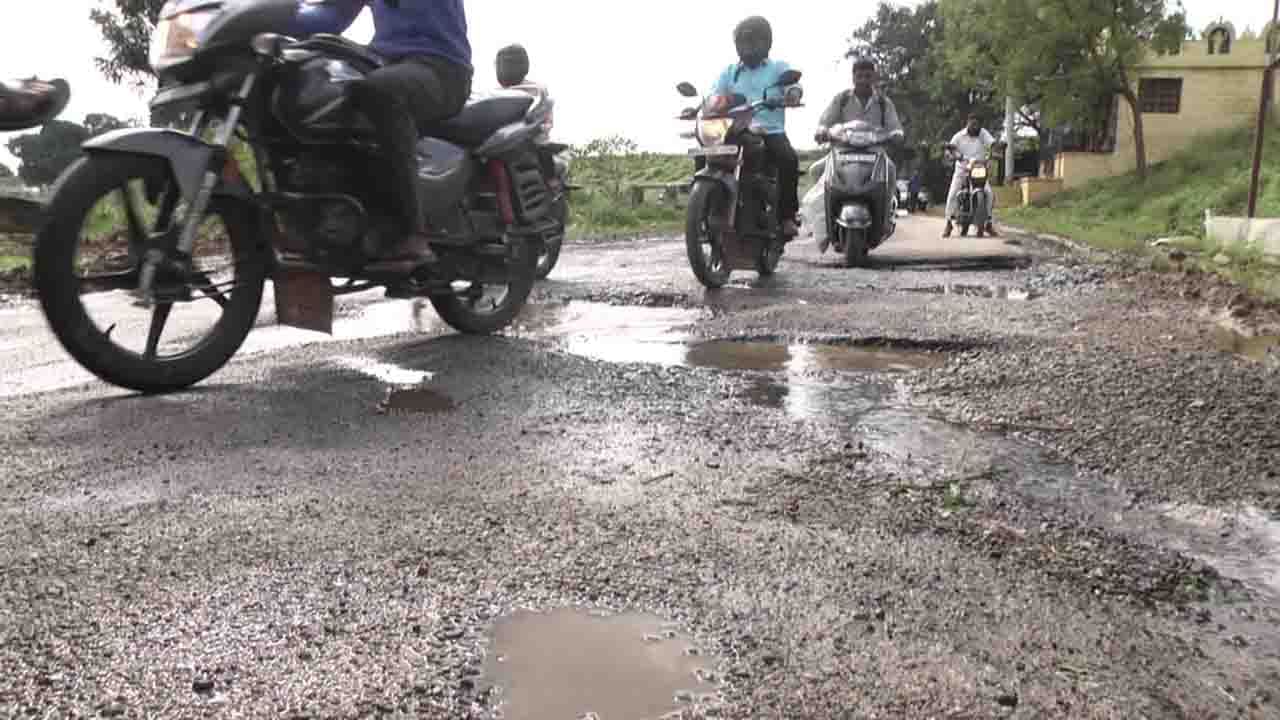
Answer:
[
  {"xmin": 708, "ymin": 17, "xmax": 800, "ymax": 237},
  {"xmin": 291, "ymin": 0, "xmax": 473, "ymax": 272}
]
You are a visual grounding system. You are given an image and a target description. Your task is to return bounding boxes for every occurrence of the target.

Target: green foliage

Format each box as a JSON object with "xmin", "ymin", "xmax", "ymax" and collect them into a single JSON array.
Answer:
[
  {"xmin": 940, "ymin": 0, "xmax": 1189, "ymax": 179},
  {"xmin": 848, "ymin": 2, "xmax": 999, "ymax": 151},
  {"xmin": 1006, "ymin": 121, "xmax": 1280, "ymax": 298},
  {"xmin": 846, "ymin": 2, "xmax": 1000, "ymax": 199},
  {"xmin": 90, "ymin": 0, "xmax": 166, "ymax": 85},
  {"xmin": 5, "ymin": 113, "xmax": 134, "ymax": 188}
]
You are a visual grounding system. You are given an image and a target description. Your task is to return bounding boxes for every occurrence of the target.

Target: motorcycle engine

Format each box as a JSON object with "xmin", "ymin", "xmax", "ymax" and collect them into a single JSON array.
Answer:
[{"xmin": 273, "ymin": 153, "xmax": 369, "ymax": 266}]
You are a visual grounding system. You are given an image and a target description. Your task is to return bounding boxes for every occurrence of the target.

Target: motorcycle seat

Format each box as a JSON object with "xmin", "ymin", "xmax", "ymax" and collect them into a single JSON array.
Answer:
[{"xmin": 426, "ymin": 92, "xmax": 534, "ymax": 147}]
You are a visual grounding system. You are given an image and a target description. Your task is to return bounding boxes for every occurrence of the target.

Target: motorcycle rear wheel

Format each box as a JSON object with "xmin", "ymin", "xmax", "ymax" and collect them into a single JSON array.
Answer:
[
  {"xmin": 430, "ymin": 238, "xmax": 538, "ymax": 335},
  {"xmin": 34, "ymin": 155, "xmax": 266, "ymax": 394},
  {"xmin": 534, "ymin": 197, "xmax": 566, "ymax": 280}
]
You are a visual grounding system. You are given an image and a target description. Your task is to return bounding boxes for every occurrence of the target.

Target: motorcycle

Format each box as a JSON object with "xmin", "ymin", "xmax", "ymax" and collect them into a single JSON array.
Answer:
[
  {"xmin": 675, "ymin": 68, "xmax": 802, "ymax": 289},
  {"xmin": 503, "ymin": 80, "xmax": 579, "ymax": 279},
  {"xmin": 895, "ymin": 179, "xmax": 911, "ymax": 214},
  {"xmin": 813, "ymin": 119, "xmax": 899, "ymax": 267},
  {"xmin": 945, "ymin": 144, "xmax": 992, "ymax": 237},
  {"xmin": 913, "ymin": 189, "xmax": 930, "ymax": 213},
  {"xmin": 0, "ymin": 77, "xmax": 71, "ymax": 234},
  {"xmin": 33, "ymin": 0, "xmax": 557, "ymax": 394}
]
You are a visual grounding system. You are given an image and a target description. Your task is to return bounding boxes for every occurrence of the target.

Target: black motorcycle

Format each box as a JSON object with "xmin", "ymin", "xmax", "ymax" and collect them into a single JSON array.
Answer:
[
  {"xmin": 675, "ymin": 69, "xmax": 802, "ymax": 289},
  {"xmin": 814, "ymin": 119, "xmax": 899, "ymax": 267},
  {"xmin": 33, "ymin": 0, "xmax": 558, "ymax": 394}
]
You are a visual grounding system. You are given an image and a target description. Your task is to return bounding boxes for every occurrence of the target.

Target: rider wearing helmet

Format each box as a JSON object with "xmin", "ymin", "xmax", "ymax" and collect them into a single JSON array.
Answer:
[
  {"xmin": 709, "ymin": 16, "xmax": 801, "ymax": 237},
  {"xmin": 290, "ymin": 0, "xmax": 473, "ymax": 273}
]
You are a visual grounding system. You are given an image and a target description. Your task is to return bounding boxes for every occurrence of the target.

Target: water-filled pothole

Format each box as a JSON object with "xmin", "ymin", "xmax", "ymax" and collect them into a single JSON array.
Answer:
[
  {"xmin": 483, "ymin": 609, "xmax": 721, "ymax": 720},
  {"xmin": 334, "ymin": 355, "xmax": 456, "ymax": 415},
  {"xmin": 904, "ymin": 283, "xmax": 1035, "ymax": 300},
  {"xmin": 1212, "ymin": 326, "xmax": 1280, "ymax": 364}
]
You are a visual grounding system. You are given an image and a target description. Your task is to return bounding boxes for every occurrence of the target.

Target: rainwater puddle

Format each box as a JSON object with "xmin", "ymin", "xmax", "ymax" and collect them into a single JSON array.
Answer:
[
  {"xmin": 904, "ymin": 283, "xmax": 1035, "ymax": 300},
  {"xmin": 1149, "ymin": 503, "xmax": 1280, "ymax": 595},
  {"xmin": 484, "ymin": 609, "xmax": 720, "ymax": 720},
  {"xmin": 333, "ymin": 355, "xmax": 455, "ymax": 415},
  {"xmin": 1211, "ymin": 326, "xmax": 1280, "ymax": 364}
]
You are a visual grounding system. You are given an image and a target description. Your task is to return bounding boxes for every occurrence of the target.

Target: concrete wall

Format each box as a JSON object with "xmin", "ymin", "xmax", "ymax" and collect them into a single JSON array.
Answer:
[{"xmin": 1058, "ymin": 36, "xmax": 1277, "ymax": 189}]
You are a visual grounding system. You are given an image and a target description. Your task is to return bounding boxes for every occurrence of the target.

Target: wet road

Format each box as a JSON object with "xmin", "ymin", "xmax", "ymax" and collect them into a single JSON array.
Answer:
[{"xmin": 3, "ymin": 214, "xmax": 1280, "ymax": 718}]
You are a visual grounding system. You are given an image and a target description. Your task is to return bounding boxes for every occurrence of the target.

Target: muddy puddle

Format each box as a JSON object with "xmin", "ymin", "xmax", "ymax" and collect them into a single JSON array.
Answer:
[
  {"xmin": 483, "ymin": 609, "xmax": 721, "ymax": 720},
  {"xmin": 904, "ymin": 283, "xmax": 1035, "ymax": 300},
  {"xmin": 333, "ymin": 355, "xmax": 455, "ymax": 415},
  {"xmin": 1212, "ymin": 325, "xmax": 1280, "ymax": 364}
]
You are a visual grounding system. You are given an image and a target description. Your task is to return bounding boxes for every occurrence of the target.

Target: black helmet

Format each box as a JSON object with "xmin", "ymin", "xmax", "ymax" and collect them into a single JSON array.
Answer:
[
  {"xmin": 734, "ymin": 16, "xmax": 772, "ymax": 68},
  {"xmin": 495, "ymin": 44, "xmax": 530, "ymax": 88}
]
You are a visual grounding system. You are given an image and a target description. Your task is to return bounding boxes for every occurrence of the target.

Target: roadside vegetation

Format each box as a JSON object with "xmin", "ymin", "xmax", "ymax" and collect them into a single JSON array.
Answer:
[{"xmin": 1006, "ymin": 121, "xmax": 1280, "ymax": 299}]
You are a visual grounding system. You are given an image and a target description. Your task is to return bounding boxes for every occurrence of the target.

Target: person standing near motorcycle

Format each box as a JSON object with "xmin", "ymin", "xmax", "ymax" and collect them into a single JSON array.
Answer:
[
  {"xmin": 814, "ymin": 57, "xmax": 904, "ymax": 145},
  {"xmin": 943, "ymin": 113, "xmax": 1003, "ymax": 238},
  {"xmin": 709, "ymin": 16, "xmax": 801, "ymax": 238},
  {"xmin": 290, "ymin": 0, "xmax": 473, "ymax": 273}
]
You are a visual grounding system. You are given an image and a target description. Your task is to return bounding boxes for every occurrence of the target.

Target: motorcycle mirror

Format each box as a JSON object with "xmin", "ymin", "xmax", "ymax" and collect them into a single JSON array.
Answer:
[
  {"xmin": 676, "ymin": 82, "xmax": 698, "ymax": 98},
  {"xmin": 678, "ymin": 107, "xmax": 698, "ymax": 120},
  {"xmin": 776, "ymin": 70, "xmax": 802, "ymax": 87}
]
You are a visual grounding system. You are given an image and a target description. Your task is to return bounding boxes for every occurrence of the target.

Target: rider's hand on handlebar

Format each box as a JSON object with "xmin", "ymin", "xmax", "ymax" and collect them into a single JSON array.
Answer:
[{"xmin": 814, "ymin": 127, "xmax": 828, "ymax": 144}]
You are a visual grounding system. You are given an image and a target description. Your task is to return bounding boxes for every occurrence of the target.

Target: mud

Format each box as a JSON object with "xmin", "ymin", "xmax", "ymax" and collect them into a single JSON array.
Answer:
[{"xmin": 483, "ymin": 610, "xmax": 721, "ymax": 720}]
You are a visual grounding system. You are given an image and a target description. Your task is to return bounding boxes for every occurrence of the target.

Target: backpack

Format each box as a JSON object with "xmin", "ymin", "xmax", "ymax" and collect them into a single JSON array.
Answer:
[{"xmin": 839, "ymin": 89, "xmax": 888, "ymax": 127}]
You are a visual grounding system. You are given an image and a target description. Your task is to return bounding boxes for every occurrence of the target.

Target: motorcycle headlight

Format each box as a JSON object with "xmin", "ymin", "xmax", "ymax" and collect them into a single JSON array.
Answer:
[
  {"xmin": 150, "ymin": 2, "xmax": 220, "ymax": 73},
  {"xmin": 696, "ymin": 118, "xmax": 732, "ymax": 146},
  {"xmin": 972, "ymin": 166, "xmax": 988, "ymax": 180}
]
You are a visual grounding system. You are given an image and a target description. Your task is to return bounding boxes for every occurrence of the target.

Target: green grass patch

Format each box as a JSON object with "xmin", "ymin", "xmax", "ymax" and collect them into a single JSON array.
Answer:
[
  {"xmin": 1005, "ymin": 121, "xmax": 1280, "ymax": 299},
  {"xmin": 564, "ymin": 146, "xmax": 827, "ymax": 237}
]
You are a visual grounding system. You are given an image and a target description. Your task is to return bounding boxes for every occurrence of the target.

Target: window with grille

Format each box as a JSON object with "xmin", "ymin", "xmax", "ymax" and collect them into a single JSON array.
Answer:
[{"xmin": 1139, "ymin": 78, "xmax": 1182, "ymax": 114}]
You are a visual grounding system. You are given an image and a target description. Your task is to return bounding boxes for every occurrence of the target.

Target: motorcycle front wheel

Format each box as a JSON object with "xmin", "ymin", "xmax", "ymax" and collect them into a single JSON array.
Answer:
[
  {"xmin": 34, "ymin": 155, "xmax": 266, "ymax": 394},
  {"xmin": 685, "ymin": 182, "xmax": 731, "ymax": 289},
  {"xmin": 841, "ymin": 226, "xmax": 869, "ymax": 268}
]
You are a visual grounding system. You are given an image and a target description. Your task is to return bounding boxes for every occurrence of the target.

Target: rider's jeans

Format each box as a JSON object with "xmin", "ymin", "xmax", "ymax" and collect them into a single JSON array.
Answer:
[{"xmin": 945, "ymin": 167, "xmax": 995, "ymax": 221}]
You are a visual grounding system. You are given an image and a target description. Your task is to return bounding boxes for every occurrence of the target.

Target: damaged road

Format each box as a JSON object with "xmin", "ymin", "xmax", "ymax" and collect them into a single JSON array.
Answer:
[{"xmin": 2, "ymin": 214, "xmax": 1279, "ymax": 718}]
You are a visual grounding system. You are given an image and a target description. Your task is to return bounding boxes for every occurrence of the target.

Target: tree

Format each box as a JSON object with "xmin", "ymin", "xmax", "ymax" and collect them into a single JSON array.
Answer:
[
  {"xmin": 941, "ymin": 0, "xmax": 1188, "ymax": 181},
  {"xmin": 846, "ymin": 2, "xmax": 1000, "ymax": 195},
  {"xmin": 4, "ymin": 114, "xmax": 133, "ymax": 188},
  {"xmin": 84, "ymin": 112, "xmax": 132, "ymax": 137},
  {"xmin": 6, "ymin": 121, "xmax": 90, "ymax": 188},
  {"xmin": 90, "ymin": 0, "xmax": 166, "ymax": 86}
]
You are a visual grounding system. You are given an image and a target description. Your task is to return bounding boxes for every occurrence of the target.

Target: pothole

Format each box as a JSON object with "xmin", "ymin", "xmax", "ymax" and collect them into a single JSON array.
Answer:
[
  {"xmin": 903, "ymin": 283, "xmax": 1036, "ymax": 300},
  {"xmin": 333, "ymin": 355, "xmax": 456, "ymax": 415},
  {"xmin": 1211, "ymin": 325, "xmax": 1280, "ymax": 364},
  {"xmin": 482, "ymin": 609, "xmax": 722, "ymax": 720}
]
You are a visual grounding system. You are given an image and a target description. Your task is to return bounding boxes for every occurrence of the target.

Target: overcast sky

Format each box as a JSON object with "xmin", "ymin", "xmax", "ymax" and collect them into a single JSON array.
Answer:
[{"xmin": 0, "ymin": 0, "xmax": 1272, "ymax": 171}]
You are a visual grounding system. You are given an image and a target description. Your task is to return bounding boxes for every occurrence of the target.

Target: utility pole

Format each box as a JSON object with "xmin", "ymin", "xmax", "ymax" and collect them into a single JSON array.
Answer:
[
  {"xmin": 1246, "ymin": 0, "xmax": 1280, "ymax": 218},
  {"xmin": 1005, "ymin": 94, "xmax": 1017, "ymax": 185}
]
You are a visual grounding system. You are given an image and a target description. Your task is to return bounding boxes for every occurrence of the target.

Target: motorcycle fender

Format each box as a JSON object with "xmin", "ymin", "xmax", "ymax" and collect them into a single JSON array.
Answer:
[
  {"xmin": 835, "ymin": 202, "xmax": 873, "ymax": 230},
  {"xmin": 81, "ymin": 127, "xmax": 254, "ymax": 202},
  {"xmin": 692, "ymin": 168, "xmax": 738, "ymax": 200}
]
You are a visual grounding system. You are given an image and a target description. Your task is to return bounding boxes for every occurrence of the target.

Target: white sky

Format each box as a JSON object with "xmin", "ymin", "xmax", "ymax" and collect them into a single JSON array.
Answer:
[{"xmin": 0, "ymin": 0, "xmax": 1272, "ymax": 172}]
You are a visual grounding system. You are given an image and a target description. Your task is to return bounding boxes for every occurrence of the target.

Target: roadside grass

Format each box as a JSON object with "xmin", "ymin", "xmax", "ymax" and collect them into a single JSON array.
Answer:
[{"xmin": 1005, "ymin": 121, "xmax": 1280, "ymax": 299}]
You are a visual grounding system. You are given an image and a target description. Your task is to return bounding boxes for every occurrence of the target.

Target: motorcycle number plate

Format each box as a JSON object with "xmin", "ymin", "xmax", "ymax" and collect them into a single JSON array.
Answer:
[
  {"xmin": 688, "ymin": 145, "xmax": 738, "ymax": 157},
  {"xmin": 845, "ymin": 153, "xmax": 877, "ymax": 163}
]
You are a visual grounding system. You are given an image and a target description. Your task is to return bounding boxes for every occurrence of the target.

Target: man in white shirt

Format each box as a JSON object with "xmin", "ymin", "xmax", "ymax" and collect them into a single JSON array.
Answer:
[{"xmin": 944, "ymin": 113, "xmax": 1003, "ymax": 238}]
